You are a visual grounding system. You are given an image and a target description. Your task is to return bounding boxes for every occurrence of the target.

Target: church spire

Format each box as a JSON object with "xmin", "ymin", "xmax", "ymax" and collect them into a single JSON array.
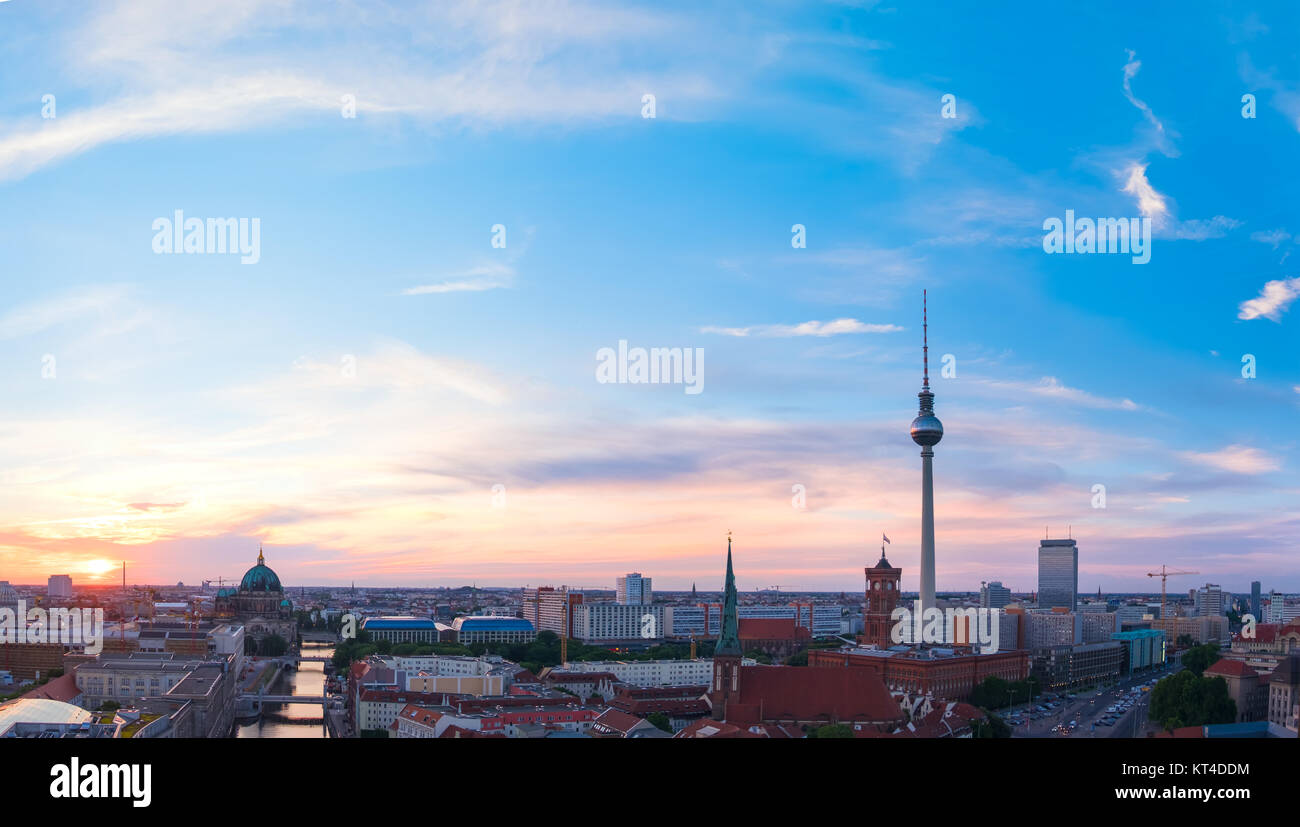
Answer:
[
  {"xmin": 257, "ymin": 546, "xmax": 265, "ymax": 565},
  {"xmin": 716, "ymin": 532, "xmax": 742, "ymax": 656}
]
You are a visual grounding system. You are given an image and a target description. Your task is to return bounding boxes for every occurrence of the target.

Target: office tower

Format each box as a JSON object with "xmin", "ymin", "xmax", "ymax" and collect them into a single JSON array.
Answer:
[
  {"xmin": 980, "ymin": 581, "xmax": 1012, "ymax": 609},
  {"xmin": 1194, "ymin": 583, "xmax": 1225, "ymax": 617},
  {"xmin": 1251, "ymin": 581, "xmax": 1262, "ymax": 620},
  {"xmin": 616, "ymin": 572, "xmax": 652, "ymax": 605},
  {"xmin": 47, "ymin": 574, "xmax": 73, "ymax": 599},
  {"xmin": 909, "ymin": 291, "xmax": 943, "ymax": 615},
  {"xmin": 1037, "ymin": 539, "xmax": 1078, "ymax": 611},
  {"xmin": 522, "ymin": 586, "xmax": 583, "ymax": 638}
]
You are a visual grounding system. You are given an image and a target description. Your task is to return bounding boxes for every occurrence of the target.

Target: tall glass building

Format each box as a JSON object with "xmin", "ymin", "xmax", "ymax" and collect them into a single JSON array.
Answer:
[{"xmin": 1037, "ymin": 539, "xmax": 1078, "ymax": 611}]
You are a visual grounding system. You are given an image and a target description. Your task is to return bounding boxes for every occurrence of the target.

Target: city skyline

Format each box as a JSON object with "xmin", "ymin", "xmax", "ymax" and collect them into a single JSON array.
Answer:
[{"xmin": 1, "ymin": 1, "xmax": 1298, "ymax": 592}]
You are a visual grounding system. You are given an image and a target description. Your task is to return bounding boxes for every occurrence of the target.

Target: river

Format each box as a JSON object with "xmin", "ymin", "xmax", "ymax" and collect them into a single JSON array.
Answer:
[{"xmin": 234, "ymin": 642, "xmax": 335, "ymax": 738}]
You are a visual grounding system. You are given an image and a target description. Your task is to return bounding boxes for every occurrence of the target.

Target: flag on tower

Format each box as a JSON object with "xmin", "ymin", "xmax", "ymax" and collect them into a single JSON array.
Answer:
[{"xmin": 882, "ymin": 533, "xmax": 891, "ymax": 544}]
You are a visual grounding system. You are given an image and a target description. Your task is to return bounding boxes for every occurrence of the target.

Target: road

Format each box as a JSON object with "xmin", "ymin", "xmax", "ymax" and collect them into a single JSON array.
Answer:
[{"xmin": 1008, "ymin": 660, "xmax": 1178, "ymax": 739}]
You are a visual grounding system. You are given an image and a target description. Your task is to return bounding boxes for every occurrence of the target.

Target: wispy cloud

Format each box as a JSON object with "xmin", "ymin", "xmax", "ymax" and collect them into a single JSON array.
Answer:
[
  {"xmin": 1120, "ymin": 163, "xmax": 1237, "ymax": 240},
  {"xmin": 977, "ymin": 376, "xmax": 1140, "ymax": 411},
  {"xmin": 1121, "ymin": 162, "xmax": 1170, "ymax": 225},
  {"xmin": 1122, "ymin": 50, "xmax": 1178, "ymax": 157},
  {"xmin": 1251, "ymin": 228, "xmax": 1291, "ymax": 248},
  {"xmin": 0, "ymin": 0, "xmax": 711, "ymax": 182},
  {"xmin": 0, "ymin": 284, "xmax": 136, "ymax": 340},
  {"xmin": 402, "ymin": 264, "xmax": 515, "ymax": 296},
  {"xmin": 701, "ymin": 319, "xmax": 902, "ymax": 337},
  {"xmin": 1237, "ymin": 277, "xmax": 1300, "ymax": 321},
  {"xmin": 1181, "ymin": 444, "xmax": 1280, "ymax": 475}
]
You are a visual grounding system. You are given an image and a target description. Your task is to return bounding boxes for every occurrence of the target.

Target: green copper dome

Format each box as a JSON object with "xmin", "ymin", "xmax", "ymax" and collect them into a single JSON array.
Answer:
[{"xmin": 239, "ymin": 548, "xmax": 282, "ymax": 592}]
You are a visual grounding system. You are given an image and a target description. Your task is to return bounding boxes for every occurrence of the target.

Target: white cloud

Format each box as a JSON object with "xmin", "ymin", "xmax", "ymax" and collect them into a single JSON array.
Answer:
[
  {"xmin": 1121, "ymin": 163, "xmax": 1170, "ymax": 226},
  {"xmin": 1121, "ymin": 51, "xmax": 1178, "ymax": 157},
  {"xmin": 0, "ymin": 0, "xmax": 715, "ymax": 182},
  {"xmin": 701, "ymin": 319, "xmax": 903, "ymax": 337},
  {"xmin": 1172, "ymin": 216, "xmax": 1240, "ymax": 240},
  {"xmin": 0, "ymin": 285, "xmax": 135, "ymax": 340},
  {"xmin": 402, "ymin": 264, "xmax": 515, "ymax": 296},
  {"xmin": 1120, "ymin": 163, "xmax": 1237, "ymax": 241},
  {"xmin": 978, "ymin": 376, "xmax": 1140, "ymax": 411},
  {"xmin": 1237, "ymin": 277, "xmax": 1300, "ymax": 321},
  {"xmin": 1251, "ymin": 228, "xmax": 1291, "ymax": 248},
  {"xmin": 1181, "ymin": 444, "xmax": 1280, "ymax": 475}
]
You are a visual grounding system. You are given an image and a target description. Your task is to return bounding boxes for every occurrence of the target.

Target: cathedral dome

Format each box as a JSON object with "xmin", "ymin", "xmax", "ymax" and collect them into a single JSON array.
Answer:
[{"xmin": 239, "ymin": 549, "xmax": 282, "ymax": 592}]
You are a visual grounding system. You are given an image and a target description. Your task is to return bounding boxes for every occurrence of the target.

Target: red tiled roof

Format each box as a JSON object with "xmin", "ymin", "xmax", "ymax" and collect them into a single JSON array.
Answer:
[
  {"xmin": 1206, "ymin": 659, "xmax": 1258, "ymax": 678},
  {"xmin": 673, "ymin": 718, "xmax": 761, "ymax": 738},
  {"xmin": 20, "ymin": 673, "xmax": 82, "ymax": 704},
  {"xmin": 726, "ymin": 665, "xmax": 902, "ymax": 726},
  {"xmin": 395, "ymin": 703, "xmax": 443, "ymax": 729},
  {"xmin": 612, "ymin": 698, "xmax": 710, "ymax": 716},
  {"xmin": 591, "ymin": 708, "xmax": 646, "ymax": 736}
]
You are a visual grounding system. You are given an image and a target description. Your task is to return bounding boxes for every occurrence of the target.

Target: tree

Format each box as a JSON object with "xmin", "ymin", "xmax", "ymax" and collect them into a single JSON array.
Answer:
[
  {"xmin": 1149, "ymin": 669, "xmax": 1236, "ymax": 731},
  {"xmin": 646, "ymin": 712, "xmax": 673, "ymax": 733},
  {"xmin": 970, "ymin": 713, "xmax": 1011, "ymax": 738},
  {"xmin": 808, "ymin": 724, "xmax": 854, "ymax": 739},
  {"xmin": 1181, "ymin": 643, "xmax": 1221, "ymax": 677}
]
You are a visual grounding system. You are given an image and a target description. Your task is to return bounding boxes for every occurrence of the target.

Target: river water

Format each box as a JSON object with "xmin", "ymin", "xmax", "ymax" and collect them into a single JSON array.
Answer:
[{"xmin": 234, "ymin": 642, "xmax": 334, "ymax": 739}]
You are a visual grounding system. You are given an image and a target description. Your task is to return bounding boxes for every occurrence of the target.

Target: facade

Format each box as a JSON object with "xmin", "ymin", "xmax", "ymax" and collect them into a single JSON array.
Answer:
[
  {"xmin": 356, "ymin": 689, "xmax": 455, "ymax": 733},
  {"xmin": 1267, "ymin": 595, "xmax": 1300, "ymax": 624},
  {"xmin": 522, "ymin": 586, "xmax": 582, "ymax": 638},
  {"xmin": 212, "ymin": 548, "xmax": 296, "ymax": 651},
  {"xmin": 616, "ymin": 573, "xmax": 653, "ymax": 605},
  {"xmin": 1037, "ymin": 539, "xmax": 1078, "ymax": 612},
  {"xmin": 1081, "ymin": 611, "xmax": 1118, "ymax": 643},
  {"xmin": 980, "ymin": 581, "xmax": 1012, "ymax": 609},
  {"xmin": 1268, "ymin": 657, "xmax": 1300, "ymax": 730},
  {"xmin": 1194, "ymin": 583, "xmax": 1225, "ymax": 617},
  {"xmin": 1152, "ymin": 614, "xmax": 1229, "ymax": 646},
  {"xmin": 450, "ymin": 616, "xmax": 536, "ymax": 644},
  {"xmin": 1205, "ymin": 659, "xmax": 1267, "ymax": 723},
  {"xmin": 1251, "ymin": 581, "xmax": 1262, "ymax": 620},
  {"xmin": 664, "ymin": 602, "xmax": 839, "ymax": 639},
  {"xmin": 360, "ymin": 617, "xmax": 441, "ymax": 644},
  {"xmin": 47, "ymin": 575, "xmax": 73, "ymax": 599},
  {"xmin": 554, "ymin": 658, "xmax": 717, "ymax": 687},
  {"xmin": 862, "ymin": 550, "xmax": 902, "ymax": 648},
  {"xmin": 810, "ymin": 645, "xmax": 1028, "ymax": 700},
  {"xmin": 1112, "ymin": 629, "xmax": 1166, "ymax": 673},
  {"xmin": 1030, "ymin": 642, "xmax": 1123, "ymax": 690},
  {"xmin": 571, "ymin": 603, "xmax": 664, "ymax": 642},
  {"xmin": 1026, "ymin": 610, "xmax": 1082, "ymax": 648}
]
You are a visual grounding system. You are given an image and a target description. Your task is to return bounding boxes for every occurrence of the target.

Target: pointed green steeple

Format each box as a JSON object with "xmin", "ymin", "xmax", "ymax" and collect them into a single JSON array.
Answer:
[{"xmin": 716, "ymin": 532, "xmax": 742, "ymax": 656}]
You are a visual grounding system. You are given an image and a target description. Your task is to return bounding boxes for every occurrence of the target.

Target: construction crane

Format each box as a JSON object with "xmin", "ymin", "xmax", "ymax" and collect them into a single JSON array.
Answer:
[{"xmin": 1145, "ymin": 565, "xmax": 1199, "ymax": 633}]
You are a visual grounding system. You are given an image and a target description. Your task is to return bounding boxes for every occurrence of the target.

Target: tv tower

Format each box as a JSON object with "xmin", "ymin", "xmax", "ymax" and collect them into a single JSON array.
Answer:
[{"xmin": 909, "ymin": 290, "xmax": 944, "ymax": 617}]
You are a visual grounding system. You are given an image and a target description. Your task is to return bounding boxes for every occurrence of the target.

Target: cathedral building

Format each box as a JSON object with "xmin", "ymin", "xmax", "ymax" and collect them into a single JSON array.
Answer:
[{"xmin": 214, "ymin": 548, "xmax": 296, "ymax": 653}]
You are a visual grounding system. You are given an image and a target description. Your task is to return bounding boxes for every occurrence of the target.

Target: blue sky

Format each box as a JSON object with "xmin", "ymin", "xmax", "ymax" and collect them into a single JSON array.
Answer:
[{"xmin": 0, "ymin": 0, "xmax": 1296, "ymax": 593}]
